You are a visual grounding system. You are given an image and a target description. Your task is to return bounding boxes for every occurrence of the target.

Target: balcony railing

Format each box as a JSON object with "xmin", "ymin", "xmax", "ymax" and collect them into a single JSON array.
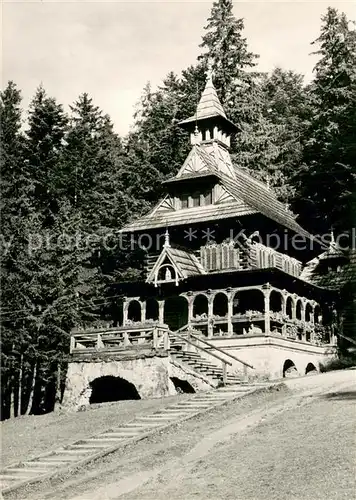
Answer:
[{"xmin": 70, "ymin": 324, "xmax": 170, "ymax": 354}]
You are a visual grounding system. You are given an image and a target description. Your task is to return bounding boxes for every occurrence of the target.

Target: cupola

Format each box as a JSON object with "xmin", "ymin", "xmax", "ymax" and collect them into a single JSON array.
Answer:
[{"xmin": 178, "ymin": 63, "xmax": 238, "ymax": 149}]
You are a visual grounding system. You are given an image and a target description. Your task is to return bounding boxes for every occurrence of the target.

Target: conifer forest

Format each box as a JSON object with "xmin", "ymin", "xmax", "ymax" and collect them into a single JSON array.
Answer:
[{"xmin": 1, "ymin": 2, "xmax": 356, "ymax": 419}]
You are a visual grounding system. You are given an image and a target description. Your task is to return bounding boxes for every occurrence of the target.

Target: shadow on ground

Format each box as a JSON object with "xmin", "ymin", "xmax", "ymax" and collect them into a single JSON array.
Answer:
[{"xmin": 320, "ymin": 391, "xmax": 356, "ymax": 401}]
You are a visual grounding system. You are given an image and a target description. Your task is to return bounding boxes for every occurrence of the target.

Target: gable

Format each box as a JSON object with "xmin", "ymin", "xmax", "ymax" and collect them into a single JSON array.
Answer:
[
  {"xmin": 153, "ymin": 194, "xmax": 176, "ymax": 214},
  {"xmin": 214, "ymin": 183, "xmax": 238, "ymax": 204},
  {"xmin": 175, "ymin": 147, "xmax": 210, "ymax": 178},
  {"xmin": 146, "ymin": 248, "xmax": 183, "ymax": 286}
]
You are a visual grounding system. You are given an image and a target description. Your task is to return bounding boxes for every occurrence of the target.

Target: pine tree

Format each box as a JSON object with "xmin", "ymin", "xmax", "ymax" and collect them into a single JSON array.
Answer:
[
  {"xmin": 199, "ymin": 0, "xmax": 258, "ymax": 106},
  {"xmin": 25, "ymin": 86, "xmax": 68, "ymax": 224},
  {"xmin": 234, "ymin": 68, "xmax": 310, "ymax": 203},
  {"xmin": 296, "ymin": 8, "xmax": 356, "ymax": 235},
  {"xmin": 0, "ymin": 82, "xmax": 42, "ymax": 418}
]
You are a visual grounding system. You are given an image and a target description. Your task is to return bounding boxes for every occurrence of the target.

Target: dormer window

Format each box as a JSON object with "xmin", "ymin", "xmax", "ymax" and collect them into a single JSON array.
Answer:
[
  {"xmin": 192, "ymin": 192, "xmax": 200, "ymax": 207},
  {"xmin": 204, "ymin": 190, "xmax": 212, "ymax": 205},
  {"xmin": 179, "ymin": 188, "xmax": 213, "ymax": 209},
  {"xmin": 182, "ymin": 194, "xmax": 189, "ymax": 209}
]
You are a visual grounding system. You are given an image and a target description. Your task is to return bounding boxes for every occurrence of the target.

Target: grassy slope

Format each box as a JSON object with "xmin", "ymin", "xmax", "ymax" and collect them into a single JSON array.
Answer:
[{"xmin": 1, "ymin": 394, "xmax": 187, "ymax": 468}]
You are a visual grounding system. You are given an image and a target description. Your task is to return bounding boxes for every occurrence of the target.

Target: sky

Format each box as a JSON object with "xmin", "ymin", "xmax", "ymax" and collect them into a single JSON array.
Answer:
[{"xmin": 2, "ymin": 0, "xmax": 355, "ymax": 136}]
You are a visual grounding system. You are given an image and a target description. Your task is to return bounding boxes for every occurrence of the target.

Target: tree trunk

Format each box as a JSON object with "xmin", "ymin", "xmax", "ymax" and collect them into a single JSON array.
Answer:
[
  {"xmin": 25, "ymin": 361, "xmax": 37, "ymax": 416},
  {"xmin": 9, "ymin": 354, "xmax": 16, "ymax": 419},
  {"xmin": 9, "ymin": 378, "xmax": 15, "ymax": 419},
  {"xmin": 17, "ymin": 354, "xmax": 23, "ymax": 416},
  {"xmin": 55, "ymin": 362, "xmax": 62, "ymax": 409}
]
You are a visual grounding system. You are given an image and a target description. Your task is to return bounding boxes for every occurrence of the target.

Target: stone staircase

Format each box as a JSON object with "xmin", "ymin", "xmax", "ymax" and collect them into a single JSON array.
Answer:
[
  {"xmin": 0, "ymin": 385, "xmax": 259, "ymax": 494},
  {"xmin": 169, "ymin": 329, "xmax": 245, "ymax": 386},
  {"xmin": 172, "ymin": 350, "xmax": 242, "ymax": 385}
]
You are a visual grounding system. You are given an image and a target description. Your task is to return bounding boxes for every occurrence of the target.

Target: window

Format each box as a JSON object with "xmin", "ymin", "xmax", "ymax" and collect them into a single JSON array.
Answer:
[
  {"xmin": 181, "ymin": 194, "xmax": 188, "ymax": 209},
  {"xmin": 192, "ymin": 193, "xmax": 200, "ymax": 207},
  {"xmin": 180, "ymin": 189, "xmax": 212, "ymax": 209},
  {"xmin": 204, "ymin": 189, "xmax": 212, "ymax": 205}
]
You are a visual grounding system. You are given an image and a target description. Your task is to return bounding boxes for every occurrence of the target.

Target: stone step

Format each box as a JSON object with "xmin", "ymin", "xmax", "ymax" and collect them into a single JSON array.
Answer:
[
  {"xmin": 171, "ymin": 403, "xmax": 210, "ymax": 409},
  {"xmin": 23, "ymin": 460, "xmax": 68, "ymax": 468},
  {"xmin": 2, "ymin": 468, "xmax": 44, "ymax": 476},
  {"xmin": 59, "ymin": 449, "xmax": 96, "ymax": 454},
  {"xmin": 1, "ymin": 473, "xmax": 36, "ymax": 481},
  {"xmin": 137, "ymin": 415, "xmax": 178, "ymax": 421},
  {"xmin": 118, "ymin": 423, "xmax": 161, "ymax": 429},
  {"xmin": 156, "ymin": 408, "xmax": 196, "ymax": 414},
  {"xmin": 84, "ymin": 437, "xmax": 130, "ymax": 443},
  {"xmin": 101, "ymin": 431, "xmax": 140, "ymax": 436},
  {"xmin": 39, "ymin": 455, "xmax": 82, "ymax": 462}
]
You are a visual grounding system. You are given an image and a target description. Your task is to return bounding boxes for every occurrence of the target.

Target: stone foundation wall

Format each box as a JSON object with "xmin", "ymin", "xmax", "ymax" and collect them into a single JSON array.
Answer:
[
  {"xmin": 62, "ymin": 354, "xmax": 174, "ymax": 409},
  {"xmin": 193, "ymin": 336, "xmax": 337, "ymax": 381}
]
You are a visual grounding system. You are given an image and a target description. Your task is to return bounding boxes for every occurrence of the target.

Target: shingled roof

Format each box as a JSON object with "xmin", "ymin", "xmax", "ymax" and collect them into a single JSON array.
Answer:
[
  {"xmin": 121, "ymin": 142, "xmax": 316, "ymax": 242},
  {"xmin": 121, "ymin": 67, "xmax": 316, "ymax": 244},
  {"xmin": 146, "ymin": 244, "xmax": 206, "ymax": 284}
]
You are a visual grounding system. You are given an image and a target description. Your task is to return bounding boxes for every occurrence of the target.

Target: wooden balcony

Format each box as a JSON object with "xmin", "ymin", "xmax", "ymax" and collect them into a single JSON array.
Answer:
[{"xmin": 70, "ymin": 324, "xmax": 170, "ymax": 355}]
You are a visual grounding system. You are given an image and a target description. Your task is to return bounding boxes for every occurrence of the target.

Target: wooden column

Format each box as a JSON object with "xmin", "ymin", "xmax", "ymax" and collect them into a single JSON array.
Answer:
[
  {"xmin": 227, "ymin": 291, "xmax": 233, "ymax": 337},
  {"xmin": 158, "ymin": 300, "xmax": 165, "ymax": 325},
  {"xmin": 208, "ymin": 296, "xmax": 214, "ymax": 338},
  {"xmin": 141, "ymin": 301, "xmax": 146, "ymax": 323},
  {"xmin": 281, "ymin": 290, "xmax": 288, "ymax": 337},
  {"xmin": 263, "ymin": 284, "xmax": 271, "ymax": 335},
  {"xmin": 292, "ymin": 294, "xmax": 297, "ymax": 319},
  {"xmin": 122, "ymin": 298, "xmax": 129, "ymax": 326},
  {"xmin": 186, "ymin": 292, "xmax": 194, "ymax": 327},
  {"xmin": 301, "ymin": 298, "xmax": 307, "ymax": 341}
]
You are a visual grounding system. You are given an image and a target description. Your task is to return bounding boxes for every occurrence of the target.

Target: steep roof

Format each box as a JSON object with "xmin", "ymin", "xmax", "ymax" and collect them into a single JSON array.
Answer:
[
  {"xmin": 146, "ymin": 245, "xmax": 206, "ymax": 284},
  {"xmin": 179, "ymin": 77, "xmax": 226, "ymax": 124},
  {"xmin": 122, "ymin": 200, "xmax": 255, "ymax": 231},
  {"xmin": 121, "ymin": 143, "xmax": 316, "ymax": 242},
  {"xmin": 178, "ymin": 69, "xmax": 237, "ymax": 132}
]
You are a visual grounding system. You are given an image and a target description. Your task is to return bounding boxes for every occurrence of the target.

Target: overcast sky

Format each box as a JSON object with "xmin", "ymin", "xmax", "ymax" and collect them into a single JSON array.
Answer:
[{"xmin": 2, "ymin": 0, "xmax": 355, "ymax": 136}]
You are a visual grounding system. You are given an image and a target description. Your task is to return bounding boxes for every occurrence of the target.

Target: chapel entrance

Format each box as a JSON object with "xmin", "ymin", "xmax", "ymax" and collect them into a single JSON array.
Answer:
[{"xmin": 164, "ymin": 296, "xmax": 188, "ymax": 331}]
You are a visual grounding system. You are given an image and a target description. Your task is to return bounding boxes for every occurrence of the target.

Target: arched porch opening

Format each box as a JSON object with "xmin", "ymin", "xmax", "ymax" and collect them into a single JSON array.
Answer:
[
  {"xmin": 127, "ymin": 300, "xmax": 141, "ymax": 323},
  {"xmin": 213, "ymin": 292, "xmax": 228, "ymax": 317},
  {"xmin": 233, "ymin": 289, "xmax": 264, "ymax": 314},
  {"xmin": 113, "ymin": 299, "xmax": 124, "ymax": 327},
  {"xmin": 283, "ymin": 359, "xmax": 298, "ymax": 378},
  {"xmin": 89, "ymin": 376, "xmax": 141, "ymax": 404},
  {"xmin": 286, "ymin": 296, "xmax": 293, "ymax": 318},
  {"xmin": 270, "ymin": 290, "xmax": 283, "ymax": 313},
  {"xmin": 314, "ymin": 305, "xmax": 322, "ymax": 324},
  {"xmin": 305, "ymin": 363, "xmax": 318, "ymax": 375},
  {"xmin": 305, "ymin": 302, "xmax": 313, "ymax": 322},
  {"xmin": 193, "ymin": 294, "xmax": 209, "ymax": 318},
  {"xmin": 146, "ymin": 298, "xmax": 159, "ymax": 321},
  {"xmin": 164, "ymin": 296, "xmax": 188, "ymax": 331},
  {"xmin": 296, "ymin": 300, "xmax": 303, "ymax": 320}
]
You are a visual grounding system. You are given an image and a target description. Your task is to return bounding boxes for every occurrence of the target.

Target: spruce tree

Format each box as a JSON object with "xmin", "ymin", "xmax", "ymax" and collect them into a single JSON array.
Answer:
[
  {"xmin": 25, "ymin": 86, "xmax": 68, "ymax": 224},
  {"xmin": 199, "ymin": 0, "xmax": 258, "ymax": 106},
  {"xmin": 296, "ymin": 8, "xmax": 356, "ymax": 235}
]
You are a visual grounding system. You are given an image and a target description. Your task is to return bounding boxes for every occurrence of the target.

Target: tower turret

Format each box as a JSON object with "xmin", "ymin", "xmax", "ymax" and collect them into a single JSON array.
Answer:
[{"xmin": 178, "ymin": 63, "xmax": 238, "ymax": 149}]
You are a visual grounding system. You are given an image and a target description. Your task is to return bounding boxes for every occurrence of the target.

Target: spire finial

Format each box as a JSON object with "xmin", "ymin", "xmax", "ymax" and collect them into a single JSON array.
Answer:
[
  {"xmin": 330, "ymin": 229, "xmax": 335, "ymax": 247},
  {"xmin": 206, "ymin": 59, "xmax": 214, "ymax": 86},
  {"xmin": 164, "ymin": 228, "xmax": 170, "ymax": 248}
]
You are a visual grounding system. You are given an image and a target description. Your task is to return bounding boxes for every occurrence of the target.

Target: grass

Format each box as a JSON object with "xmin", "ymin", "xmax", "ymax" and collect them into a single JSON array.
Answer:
[{"xmin": 1, "ymin": 393, "xmax": 188, "ymax": 468}]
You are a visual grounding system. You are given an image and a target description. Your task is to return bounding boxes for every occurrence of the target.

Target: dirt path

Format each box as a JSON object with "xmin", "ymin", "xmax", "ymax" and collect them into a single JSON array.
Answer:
[
  {"xmin": 66, "ymin": 371, "xmax": 355, "ymax": 500},
  {"xmin": 7, "ymin": 370, "xmax": 355, "ymax": 500}
]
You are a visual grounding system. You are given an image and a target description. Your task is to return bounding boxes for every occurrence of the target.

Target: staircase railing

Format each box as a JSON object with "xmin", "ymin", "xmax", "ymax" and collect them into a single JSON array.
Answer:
[
  {"xmin": 174, "ymin": 332, "xmax": 232, "ymax": 385},
  {"xmin": 189, "ymin": 332, "xmax": 254, "ymax": 370},
  {"xmin": 189, "ymin": 332, "xmax": 254, "ymax": 380},
  {"xmin": 171, "ymin": 325, "xmax": 254, "ymax": 384}
]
